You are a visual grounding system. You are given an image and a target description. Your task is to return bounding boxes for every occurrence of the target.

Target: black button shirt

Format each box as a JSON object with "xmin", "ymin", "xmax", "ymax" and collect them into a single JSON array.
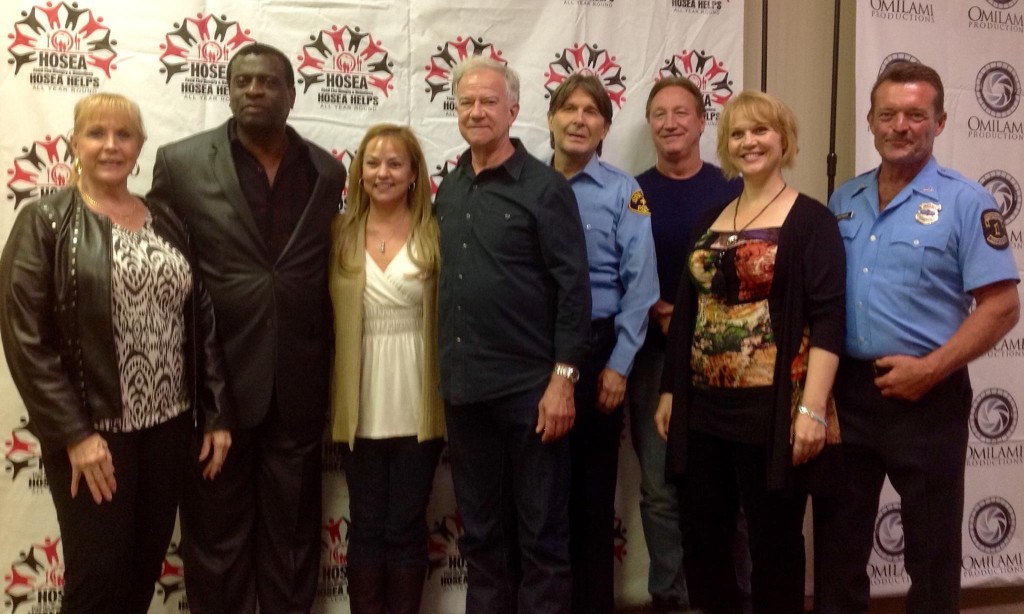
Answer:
[
  {"xmin": 229, "ymin": 121, "xmax": 317, "ymax": 259},
  {"xmin": 435, "ymin": 139, "xmax": 591, "ymax": 405}
]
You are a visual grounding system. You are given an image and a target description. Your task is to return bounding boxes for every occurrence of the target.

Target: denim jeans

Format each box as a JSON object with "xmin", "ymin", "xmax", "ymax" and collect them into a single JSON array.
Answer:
[
  {"xmin": 626, "ymin": 340, "xmax": 689, "ymax": 607},
  {"xmin": 446, "ymin": 385, "xmax": 572, "ymax": 614}
]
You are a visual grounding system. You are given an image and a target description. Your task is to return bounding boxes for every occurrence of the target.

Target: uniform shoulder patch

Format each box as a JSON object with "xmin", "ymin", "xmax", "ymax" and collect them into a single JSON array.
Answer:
[
  {"xmin": 628, "ymin": 189, "xmax": 650, "ymax": 216},
  {"xmin": 981, "ymin": 209, "xmax": 1010, "ymax": 250}
]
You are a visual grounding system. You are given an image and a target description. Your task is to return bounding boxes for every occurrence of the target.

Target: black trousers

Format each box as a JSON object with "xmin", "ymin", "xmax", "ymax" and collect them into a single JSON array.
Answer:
[
  {"xmin": 815, "ymin": 357, "xmax": 972, "ymax": 614},
  {"xmin": 677, "ymin": 430, "xmax": 808, "ymax": 614},
  {"xmin": 346, "ymin": 436, "xmax": 443, "ymax": 568},
  {"xmin": 44, "ymin": 412, "xmax": 191, "ymax": 614},
  {"xmin": 569, "ymin": 317, "xmax": 623, "ymax": 614},
  {"xmin": 180, "ymin": 405, "xmax": 323, "ymax": 614}
]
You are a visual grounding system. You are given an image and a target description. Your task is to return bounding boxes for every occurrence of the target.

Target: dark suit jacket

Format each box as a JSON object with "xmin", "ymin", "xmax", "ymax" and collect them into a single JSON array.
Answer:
[{"xmin": 148, "ymin": 121, "xmax": 345, "ymax": 433}]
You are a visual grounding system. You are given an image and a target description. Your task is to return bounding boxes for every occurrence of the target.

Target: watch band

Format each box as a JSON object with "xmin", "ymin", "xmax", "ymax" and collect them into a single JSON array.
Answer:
[{"xmin": 553, "ymin": 363, "xmax": 580, "ymax": 384}]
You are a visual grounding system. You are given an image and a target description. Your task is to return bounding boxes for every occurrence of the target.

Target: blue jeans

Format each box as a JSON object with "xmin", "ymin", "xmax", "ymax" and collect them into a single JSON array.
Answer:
[
  {"xmin": 627, "ymin": 341, "xmax": 688, "ymax": 607},
  {"xmin": 445, "ymin": 385, "xmax": 572, "ymax": 614}
]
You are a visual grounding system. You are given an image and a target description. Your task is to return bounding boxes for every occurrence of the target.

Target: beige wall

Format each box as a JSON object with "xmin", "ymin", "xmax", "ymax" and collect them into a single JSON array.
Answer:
[{"xmin": 742, "ymin": 0, "xmax": 858, "ymax": 204}]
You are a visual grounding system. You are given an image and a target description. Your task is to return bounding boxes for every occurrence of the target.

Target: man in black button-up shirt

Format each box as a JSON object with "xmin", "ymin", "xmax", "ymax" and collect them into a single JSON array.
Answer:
[{"xmin": 435, "ymin": 57, "xmax": 590, "ymax": 614}]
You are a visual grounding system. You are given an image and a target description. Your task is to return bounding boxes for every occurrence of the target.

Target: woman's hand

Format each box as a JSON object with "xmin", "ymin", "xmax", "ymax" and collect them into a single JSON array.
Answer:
[
  {"xmin": 67, "ymin": 433, "xmax": 116, "ymax": 504},
  {"xmin": 654, "ymin": 392, "xmax": 673, "ymax": 441},
  {"xmin": 791, "ymin": 410, "xmax": 826, "ymax": 466},
  {"xmin": 199, "ymin": 429, "xmax": 232, "ymax": 480}
]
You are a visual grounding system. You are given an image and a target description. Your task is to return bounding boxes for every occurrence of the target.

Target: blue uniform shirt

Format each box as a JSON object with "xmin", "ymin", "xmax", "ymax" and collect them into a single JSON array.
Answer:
[
  {"xmin": 567, "ymin": 154, "xmax": 660, "ymax": 376},
  {"xmin": 828, "ymin": 157, "xmax": 1018, "ymax": 360}
]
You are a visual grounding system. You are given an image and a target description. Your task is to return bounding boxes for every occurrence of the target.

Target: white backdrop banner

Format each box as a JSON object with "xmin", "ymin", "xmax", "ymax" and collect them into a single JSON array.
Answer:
[
  {"xmin": 856, "ymin": 0, "xmax": 1024, "ymax": 598},
  {"xmin": 0, "ymin": 1, "xmax": 743, "ymax": 612}
]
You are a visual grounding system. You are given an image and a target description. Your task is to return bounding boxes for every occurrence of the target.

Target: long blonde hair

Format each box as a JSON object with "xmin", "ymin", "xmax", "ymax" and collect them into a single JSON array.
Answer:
[{"xmin": 332, "ymin": 124, "xmax": 439, "ymax": 276}]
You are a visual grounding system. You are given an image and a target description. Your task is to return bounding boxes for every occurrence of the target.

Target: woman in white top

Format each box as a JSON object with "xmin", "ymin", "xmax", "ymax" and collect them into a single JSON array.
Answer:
[{"xmin": 329, "ymin": 124, "xmax": 445, "ymax": 614}]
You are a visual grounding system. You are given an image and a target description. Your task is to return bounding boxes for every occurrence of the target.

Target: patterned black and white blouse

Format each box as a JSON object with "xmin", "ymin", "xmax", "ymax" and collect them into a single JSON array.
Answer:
[{"xmin": 95, "ymin": 212, "xmax": 192, "ymax": 432}]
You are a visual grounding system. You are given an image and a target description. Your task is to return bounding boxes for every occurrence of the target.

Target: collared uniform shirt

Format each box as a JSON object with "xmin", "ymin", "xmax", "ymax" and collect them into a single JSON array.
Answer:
[
  {"xmin": 567, "ymin": 154, "xmax": 659, "ymax": 376},
  {"xmin": 435, "ymin": 139, "xmax": 591, "ymax": 405},
  {"xmin": 828, "ymin": 157, "xmax": 1018, "ymax": 360}
]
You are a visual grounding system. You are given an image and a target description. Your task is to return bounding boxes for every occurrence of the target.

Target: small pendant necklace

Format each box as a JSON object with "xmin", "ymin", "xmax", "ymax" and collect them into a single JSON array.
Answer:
[
  {"xmin": 727, "ymin": 183, "xmax": 787, "ymax": 245},
  {"xmin": 368, "ymin": 214, "xmax": 409, "ymax": 254}
]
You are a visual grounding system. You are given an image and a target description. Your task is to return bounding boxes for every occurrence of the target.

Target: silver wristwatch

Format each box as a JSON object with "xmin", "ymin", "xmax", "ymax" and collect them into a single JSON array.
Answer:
[{"xmin": 553, "ymin": 363, "xmax": 580, "ymax": 384}]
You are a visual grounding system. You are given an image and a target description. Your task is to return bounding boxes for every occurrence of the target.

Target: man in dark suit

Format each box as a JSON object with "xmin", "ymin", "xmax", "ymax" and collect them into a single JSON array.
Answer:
[{"xmin": 148, "ymin": 43, "xmax": 345, "ymax": 613}]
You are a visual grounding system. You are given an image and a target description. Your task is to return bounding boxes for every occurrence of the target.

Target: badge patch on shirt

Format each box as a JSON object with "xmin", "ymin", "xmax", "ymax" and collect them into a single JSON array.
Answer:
[
  {"xmin": 628, "ymin": 189, "xmax": 651, "ymax": 216},
  {"xmin": 915, "ymin": 202, "xmax": 941, "ymax": 225},
  {"xmin": 981, "ymin": 209, "xmax": 1010, "ymax": 250}
]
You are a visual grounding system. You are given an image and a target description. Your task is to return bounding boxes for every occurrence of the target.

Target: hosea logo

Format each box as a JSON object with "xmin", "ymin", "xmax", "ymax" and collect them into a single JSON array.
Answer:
[
  {"xmin": 3, "ymin": 536, "xmax": 63, "ymax": 614},
  {"xmin": 322, "ymin": 440, "xmax": 347, "ymax": 473},
  {"xmin": 969, "ymin": 497, "xmax": 1016, "ymax": 553},
  {"xmin": 873, "ymin": 503, "xmax": 905, "ymax": 563},
  {"xmin": 543, "ymin": 43, "xmax": 627, "ymax": 109},
  {"xmin": 670, "ymin": 0, "xmax": 730, "ymax": 13},
  {"xmin": 423, "ymin": 36, "xmax": 504, "ymax": 116},
  {"xmin": 318, "ymin": 515, "xmax": 351, "ymax": 600},
  {"xmin": 657, "ymin": 49, "xmax": 734, "ymax": 124},
  {"xmin": 330, "ymin": 148, "xmax": 355, "ymax": 211},
  {"xmin": 427, "ymin": 509, "xmax": 467, "ymax": 590},
  {"xmin": 612, "ymin": 516, "xmax": 629, "ymax": 563},
  {"xmin": 7, "ymin": 1, "xmax": 117, "ymax": 91},
  {"xmin": 430, "ymin": 156, "xmax": 462, "ymax": 201},
  {"xmin": 297, "ymin": 25, "xmax": 394, "ymax": 110},
  {"xmin": 158, "ymin": 13, "xmax": 255, "ymax": 100},
  {"xmin": 6, "ymin": 133, "xmax": 73, "ymax": 210},
  {"xmin": 154, "ymin": 542, "xmax": 186, "ymax": 607},
  {"xmin": 980, "ymin": 171, "xmax": 1022, "ymax": 225},
  {"xmin": 971, "ymin": 388, "xmax": 1019, "ymax": 443},
  {"xmin": 3, "ymin": 416, "xmax": 47, "ymax": 494}
]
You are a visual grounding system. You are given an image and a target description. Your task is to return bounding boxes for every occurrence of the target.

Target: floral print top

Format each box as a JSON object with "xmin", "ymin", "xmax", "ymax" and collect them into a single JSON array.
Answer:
[{"xmin": 688, "ymin": 227, "xmax": 780, "ymax": 390}]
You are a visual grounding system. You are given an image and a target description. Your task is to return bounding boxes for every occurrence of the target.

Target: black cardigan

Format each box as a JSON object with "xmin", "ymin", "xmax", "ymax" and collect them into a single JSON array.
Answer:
[{"xmin": 661, "ymin": 193, "xmax": 845, "ymax": 490}]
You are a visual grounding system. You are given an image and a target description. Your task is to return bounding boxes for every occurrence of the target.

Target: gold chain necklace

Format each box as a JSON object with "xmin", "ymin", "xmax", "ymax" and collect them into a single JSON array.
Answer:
[
  {"xmin": 727, "ymin": 183, "xmax": 787, "ymax": 245},
  {"xmin": 79, "ymin": 188, "xmax": 139, "ymax": 226}
]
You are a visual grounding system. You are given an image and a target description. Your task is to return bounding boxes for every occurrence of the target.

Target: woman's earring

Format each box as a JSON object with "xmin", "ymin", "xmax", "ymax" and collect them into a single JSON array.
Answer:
[{"xmin": 73, "ymin": 158, "xmax": 82, "ymax": 175}]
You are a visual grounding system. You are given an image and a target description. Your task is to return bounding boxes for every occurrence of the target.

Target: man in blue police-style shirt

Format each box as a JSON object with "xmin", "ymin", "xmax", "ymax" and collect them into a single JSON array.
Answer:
[
  {"xmin": 818, "ymin": 61, "xmax": 1020, "ymax": 614},
  {"xmin": 547, "ymin": 73, "xmax": 659, "ymax": 614}
]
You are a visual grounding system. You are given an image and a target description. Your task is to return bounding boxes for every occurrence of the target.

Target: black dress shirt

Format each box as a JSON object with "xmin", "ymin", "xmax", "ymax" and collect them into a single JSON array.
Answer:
[
  {"xmin": 435, "ymin": 139, "xmax": 591, "ymax": 405},
  {"xmin": 229, "ymin": 121, "xmax": 317, "ymax": 259}
]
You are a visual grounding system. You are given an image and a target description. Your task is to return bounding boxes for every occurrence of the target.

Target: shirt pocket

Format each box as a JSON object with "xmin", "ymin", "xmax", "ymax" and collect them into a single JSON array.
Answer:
[
  {"xmin": 582, "ymin": 215, "xmax": 614, "ymax": 269},
  {"xmin": 837, "ymin": 218, "xmax": 862, "ymax": 244},
  {"xmin": 888, "ymin": 224, "xmax": 951, "ymax": 287}
]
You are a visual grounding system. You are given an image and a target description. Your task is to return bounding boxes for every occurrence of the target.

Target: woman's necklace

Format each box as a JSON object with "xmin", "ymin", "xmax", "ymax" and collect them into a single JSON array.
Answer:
[
  {"xmin": 367, "ymin": 213, "xmax": 409, "ymax": 254},
  {"xmin": 79, "ymin": 188, "xmax": 140, "ymax": 227},
  {"xmin": 727, "ymin": 183, "xmax": 787, "ymax": 245}
]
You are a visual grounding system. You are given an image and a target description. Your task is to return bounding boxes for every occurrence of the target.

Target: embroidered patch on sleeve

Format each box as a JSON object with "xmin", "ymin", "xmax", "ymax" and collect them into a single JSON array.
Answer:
[
  {"xmin": 628, "ymin": 189, "xmax": 650, "ymax": 215},
  {"xmin": 981, "ymin": 209, "xmax": 1010, "ymax": 250}
]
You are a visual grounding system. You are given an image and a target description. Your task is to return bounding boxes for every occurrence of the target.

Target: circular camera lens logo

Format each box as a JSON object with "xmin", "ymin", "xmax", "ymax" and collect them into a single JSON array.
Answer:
[
  {"xmin": 980, "ymin": 171, "xmax": 1022, "ymax": 226},
  {"xmin": 969, "ymin": 497, "xmax": 1016, "ymax": 553},
  {"xmin": 986, "ymin": 0, "xmax": 1020, "ymax": 9},
  {"xmin": 970, "ymin": 388, "xmax": 1018, "ymax": 443},
  {"xmin": 976, "ymin": 62, "xmax": 1021, "ymax": 118},
  {"xmin": 873, "ymin": 503, "xmax": 905, "ymax": 562},
  {"xmin": 878, "ymin": 53, "xmax": 919, "ymax": 76}
]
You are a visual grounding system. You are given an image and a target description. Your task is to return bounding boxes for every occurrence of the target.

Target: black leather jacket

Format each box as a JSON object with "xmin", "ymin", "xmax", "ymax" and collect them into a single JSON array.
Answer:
[{"xmin": 0, "ymin": 187, "xmax": 234, "ymax": 452}]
